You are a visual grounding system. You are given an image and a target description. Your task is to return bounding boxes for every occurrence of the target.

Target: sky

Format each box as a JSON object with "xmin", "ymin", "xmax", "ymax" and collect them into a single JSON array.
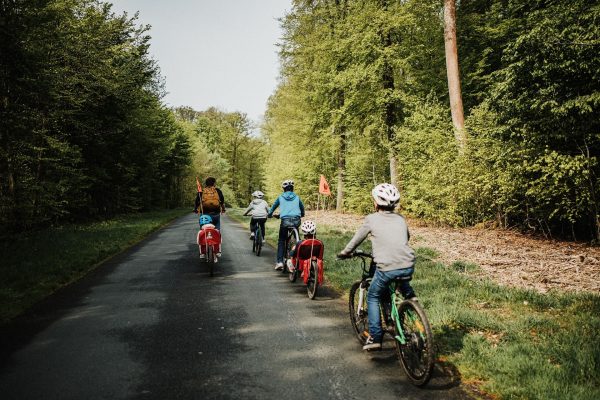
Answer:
[{"xmin": 109, "ymin": 0, "xmax": 293, "ymax": 123}]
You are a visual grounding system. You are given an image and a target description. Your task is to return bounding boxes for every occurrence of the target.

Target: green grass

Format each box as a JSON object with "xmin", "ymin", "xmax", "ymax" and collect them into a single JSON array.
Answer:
[
  {"xmin": 229, "ymin": 208, "xmax": 600, "ymax": 400},
  {"xmin": 0, "ymin": 208, "xmax": 187, "ymax": 323}
]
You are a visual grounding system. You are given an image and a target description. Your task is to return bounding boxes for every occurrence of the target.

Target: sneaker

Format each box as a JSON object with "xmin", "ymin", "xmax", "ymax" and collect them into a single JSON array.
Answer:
[
  {"xmin": 262, "ymin": 239, "xmax": 266, "ymax": 244},
  {"xmin": 274, "ymin": 262, "xmax": 284, "ymax": 271},
  {"xmin": 362, "ymin": 336, "xmax": 382, "ymax": 351},
  {"xmin": 216, "ymin": 252, "xmax": 222, "ymax": 257},
  {"xmin": 250, "ymin": 233, "xmax": 255, "ymax": 240},
  {"xmin": 199, "ymin": 254, "xmax": 206, "ymax": 260},
  {"xmin": 286, "ymin": 259, "xmax": 295, "ymax": 273}
]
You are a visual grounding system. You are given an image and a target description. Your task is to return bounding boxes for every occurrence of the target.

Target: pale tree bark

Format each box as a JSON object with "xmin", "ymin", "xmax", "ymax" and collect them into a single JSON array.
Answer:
[
  {"xmin": 336, "ymin": 131, "xmax": 346, "ymax": 212},
  {"xmin": 389, "ymin": 155, "xmax": 397, "ymax": 187},
  {"xmin": 444, "ymin": 0, "xmax": 466, "ymax": 147}
]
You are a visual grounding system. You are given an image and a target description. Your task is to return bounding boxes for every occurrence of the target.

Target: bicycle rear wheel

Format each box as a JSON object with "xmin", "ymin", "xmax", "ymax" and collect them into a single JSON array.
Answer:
[
  {"xmin": 255, "ymin": 226, "xmax": 262, "ymax": 256},
  {"xmin": 207, "ymin": 246, "xmax": 215, "ymax": 277},
  {"xmin": 348, "ymin": 280, "xmax": 370, "ymax": 345},
  {"xmin": 284, "ymin": 229, "xmax": 296, "ymax": 274},
  {"xmin": 395, "ymin": 300, "xmax": 434, "ymax": 386},
  {"xmin": 306, "ymin": 259, "xmax": 318, "ymax": 299}
]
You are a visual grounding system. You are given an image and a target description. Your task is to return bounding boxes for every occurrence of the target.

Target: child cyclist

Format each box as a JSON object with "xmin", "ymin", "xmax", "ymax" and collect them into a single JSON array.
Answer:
[
  {"xmin": 268, "ymin": 179, "xmax": 305, "ymax": 270},
  {"xmin": 286, "ymin": 220, "xmax": 317, "ymax": 273},
  {"xmin": 243, "ymin": 191, "xmax": 269, "ymax": 242},
  {"xmin": 337, "ymin": 183, "xmax": 416, "ymax": 351}
]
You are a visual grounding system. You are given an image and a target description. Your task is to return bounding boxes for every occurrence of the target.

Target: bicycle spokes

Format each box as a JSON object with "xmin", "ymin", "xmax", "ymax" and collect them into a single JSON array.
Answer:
[
  {"xmin": 395, "ymin": 301, "xmax": 435, "ymax": 386},
  {"xmin": 349, "ymin": 281, "xmax": 370, "ymax": 345}
]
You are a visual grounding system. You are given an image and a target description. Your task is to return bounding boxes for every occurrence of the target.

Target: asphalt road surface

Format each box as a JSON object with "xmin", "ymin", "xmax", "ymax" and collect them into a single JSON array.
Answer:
[{"xmin": 0, "ymin": 214, "xmax": 469, "ymax": 400}]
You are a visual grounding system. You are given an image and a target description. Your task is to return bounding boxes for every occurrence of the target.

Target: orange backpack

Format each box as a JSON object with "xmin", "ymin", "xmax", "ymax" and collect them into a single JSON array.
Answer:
[{"xmin": 202, "ymin": 187, "xmax": 221, "ymax": 210}]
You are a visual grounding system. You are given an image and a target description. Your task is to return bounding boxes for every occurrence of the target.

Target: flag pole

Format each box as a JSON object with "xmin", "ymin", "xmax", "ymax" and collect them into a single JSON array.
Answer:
[{"xmin": 196, "ymin": 177, "xmax": 204, "ymax": 216}]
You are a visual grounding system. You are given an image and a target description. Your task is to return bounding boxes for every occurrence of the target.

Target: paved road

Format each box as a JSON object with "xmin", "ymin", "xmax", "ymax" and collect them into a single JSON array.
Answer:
[{"xmin": 0, "ymin": 214, "xmax": 468, "ymax": 400}]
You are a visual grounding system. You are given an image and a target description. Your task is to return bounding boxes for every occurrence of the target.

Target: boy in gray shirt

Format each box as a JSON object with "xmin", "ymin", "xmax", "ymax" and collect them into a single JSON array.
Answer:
[{"xmin": 338, "ymin": 183, "xmax": 416, "ymax": 350}]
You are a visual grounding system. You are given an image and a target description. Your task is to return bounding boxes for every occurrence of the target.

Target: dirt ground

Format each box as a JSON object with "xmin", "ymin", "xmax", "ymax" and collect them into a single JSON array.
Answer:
[{"xmin": 306, "ymin": 211, "xmax": 600, "ymax": 294}]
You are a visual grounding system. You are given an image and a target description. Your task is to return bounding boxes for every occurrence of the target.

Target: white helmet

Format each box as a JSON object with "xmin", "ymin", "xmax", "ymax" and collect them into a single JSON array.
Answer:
[
  {"xmin": 281, "ymin": 179, "xmax": 294, "ymax": 189},
  {"xmin": 301, "ymin": 220, "xmax": 316, "ymax": 235},
  {"xmin": 372, "ymin": 183, "xmax": 400, "ymax": 207},
  {"xmin": 252, "ymin": 191, "xmax": 264, "ymax": 199}
]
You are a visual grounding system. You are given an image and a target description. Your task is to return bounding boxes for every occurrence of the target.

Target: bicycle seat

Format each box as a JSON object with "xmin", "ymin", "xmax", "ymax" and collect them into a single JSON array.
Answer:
[
  {"xmin": 296, "ymin": 239, "xmax": 324, "ymax": 260},
  {"xmin": 392, "ymin": 276, "xmax": 412, "ymax": 282}
]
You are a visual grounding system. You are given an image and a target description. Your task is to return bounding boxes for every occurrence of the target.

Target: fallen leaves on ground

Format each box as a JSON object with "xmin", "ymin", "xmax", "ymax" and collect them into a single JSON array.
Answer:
[{"xmin": 306, "ymin": 210, "xmax": 600, "ymax": 294}]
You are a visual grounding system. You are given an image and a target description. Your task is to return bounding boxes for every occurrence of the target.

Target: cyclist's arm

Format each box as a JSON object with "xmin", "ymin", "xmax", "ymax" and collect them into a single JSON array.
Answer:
[
  {"xmin": 268, "ymin": 197, "xmax": 280, "ymax": 216},
  {"xmin": 299, "ymin": 199, "xmax": 305, "ymax": 217},
  {"xmin": 194, "ymin": 192, "xmax": 201, "ymax": 212},
  {"xmin": 340, "ymin": 218, "xmax": 370, "ymax": 255},
  {"xmin": 217, "ymin": 188, "xmax": 226, "ymax": 213},
  {"xmin": 242, "ymin": 204, "xmax": 252, "ymax": 216}
]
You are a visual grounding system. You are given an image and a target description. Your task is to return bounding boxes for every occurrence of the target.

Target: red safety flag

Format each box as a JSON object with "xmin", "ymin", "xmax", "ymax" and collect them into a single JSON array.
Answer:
[
  {"xmin": 319, "ymin": 175, "xmax": 331, "ymax": 196},
  {"xmin": 196, "ymin": 177, "xmax": 203, "ymax": 193}
]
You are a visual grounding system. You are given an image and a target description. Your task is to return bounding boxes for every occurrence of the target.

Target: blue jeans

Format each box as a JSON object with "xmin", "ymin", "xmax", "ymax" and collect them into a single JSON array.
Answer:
[
  {"xmin": 208, "ymin": 213, "xmax": 221, "ymax": 230},
  {"xmin": 367, "ymin": 267, "xmax": 415, "ymax": 342},
  {"xmin": 276, "ymin": 217, "xmax": 300, "ymax": 263}
]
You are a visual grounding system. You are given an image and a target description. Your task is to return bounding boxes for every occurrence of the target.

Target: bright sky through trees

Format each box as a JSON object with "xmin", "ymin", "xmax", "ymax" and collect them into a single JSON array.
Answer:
[{"xmin": 110, "ymin": 0, "xmax": 292, "ymax": 123}]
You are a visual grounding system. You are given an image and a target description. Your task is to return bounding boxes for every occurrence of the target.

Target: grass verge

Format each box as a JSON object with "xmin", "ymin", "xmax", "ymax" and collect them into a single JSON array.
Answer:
[
  {"xmin": 0, "ymin": 208, "xmax": 187, "ymax": 324},
  {"xmin": 229, "ymin": 208, "xmax": 600, "ymax": 400}
]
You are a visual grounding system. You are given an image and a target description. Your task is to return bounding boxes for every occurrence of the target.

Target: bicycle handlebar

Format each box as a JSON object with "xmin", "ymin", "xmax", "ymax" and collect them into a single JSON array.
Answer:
[{"xmin": 336, "ymin": 249, "xmax": 373, "ymax": 260}]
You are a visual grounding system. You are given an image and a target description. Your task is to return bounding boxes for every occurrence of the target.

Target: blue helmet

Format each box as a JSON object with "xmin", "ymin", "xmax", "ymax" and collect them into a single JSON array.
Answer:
[{"xmin": 199, "ymin": 215, "xmax": 212, "ymax": 226}]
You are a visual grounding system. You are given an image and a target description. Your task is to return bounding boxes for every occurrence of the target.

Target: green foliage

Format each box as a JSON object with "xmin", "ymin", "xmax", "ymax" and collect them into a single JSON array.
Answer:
[
  {"xmin": 0, "ymin": 0, "xmax": 191, "ymax": 232},
  {"xmin": 181, "ymin": 107, "xmax": 267, "ymax": 207},
  {"xmin": 267, "ymin": 0, "xmax": 600, "ymax": 239}
]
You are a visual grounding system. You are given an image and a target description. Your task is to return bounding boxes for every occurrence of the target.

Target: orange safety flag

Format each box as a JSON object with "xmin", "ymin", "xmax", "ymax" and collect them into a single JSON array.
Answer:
[
  {"xmin": 196, "ymin": 177, "xmax": 203, "ymax": 193},
  {"xmin": 319, "ymin": 175, "xmax": 331, "ymax": 196}
]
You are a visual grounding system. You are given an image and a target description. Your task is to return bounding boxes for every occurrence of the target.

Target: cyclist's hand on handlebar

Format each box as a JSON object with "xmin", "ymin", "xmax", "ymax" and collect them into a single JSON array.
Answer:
[{"xmin": 337, "ymin": 252, "xmax": 351, "ymax": 260}]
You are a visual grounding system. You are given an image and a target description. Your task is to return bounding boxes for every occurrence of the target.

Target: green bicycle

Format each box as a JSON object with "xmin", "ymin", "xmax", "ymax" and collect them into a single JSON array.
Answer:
[{"xmin": 342, "ymin": 249, "xmax": 435, "ymax": 386}]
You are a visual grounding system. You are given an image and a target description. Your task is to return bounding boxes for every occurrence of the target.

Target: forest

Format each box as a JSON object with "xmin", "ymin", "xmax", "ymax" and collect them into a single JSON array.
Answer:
[
  {"xmin": 264, "ymin": 0, "xmax": 600, "ymax": 241},
  {"xmin": 2, "ymin": 0, "xmax": 599, "ymax": 242}
]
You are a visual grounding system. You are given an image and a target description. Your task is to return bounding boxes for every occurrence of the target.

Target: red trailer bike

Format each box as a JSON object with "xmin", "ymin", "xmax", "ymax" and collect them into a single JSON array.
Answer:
[{"xmin": 197, "ymin": 227, "xmax": 221, "ymax": 277}]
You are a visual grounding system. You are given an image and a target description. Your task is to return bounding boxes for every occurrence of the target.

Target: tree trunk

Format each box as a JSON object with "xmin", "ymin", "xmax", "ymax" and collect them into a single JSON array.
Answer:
[
  {"xmin": 389, "ymin": 154, "xmax": 397, "ymax": 187},
  {"xmin": 336, "ymin": 131, "xmax": 346, "ymax": 212},
  {"xmin": 444, "ymin": 0, "xmax": 466, "ymax": 147}
]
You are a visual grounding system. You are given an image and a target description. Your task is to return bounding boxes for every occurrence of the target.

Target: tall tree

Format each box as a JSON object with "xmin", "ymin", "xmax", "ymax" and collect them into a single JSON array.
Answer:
[{"xmin": 444, "ymin": 0, "xmax": 466, "ymax": 146}]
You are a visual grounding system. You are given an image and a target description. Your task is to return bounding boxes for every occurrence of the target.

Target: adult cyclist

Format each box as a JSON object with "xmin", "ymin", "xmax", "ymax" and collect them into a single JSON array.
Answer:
[{"xmin": 268, "ymin": 179, "xmax": 305, "ymax": 270}]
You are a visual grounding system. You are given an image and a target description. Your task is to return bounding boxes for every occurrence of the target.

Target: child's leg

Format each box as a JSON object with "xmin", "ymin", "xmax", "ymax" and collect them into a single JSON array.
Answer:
[
  {"xmin": 276, "ymin": 222, "xmax": 287, "ymax": 264},
  {"xmin": 258, "ymin": 218, "xmax": 266, "ymax": 239},
  {"xmin": 366, "ymin": 270, "xmax": 390, "ymax": 342}
]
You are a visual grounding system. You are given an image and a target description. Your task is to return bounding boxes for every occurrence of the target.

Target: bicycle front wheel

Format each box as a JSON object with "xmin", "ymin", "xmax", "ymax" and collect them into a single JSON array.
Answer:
[
  {"xmin": 395, "ymin": 300, "xmax": 434, "ymax": 386},
  {"xmin": 283, "ymin": 229, "xmax": 297, "ymax": 274},
  {"xmin": 306, "ymin": 259, "xmax": 318, "ymax": 299},
  {"xmin": 348, "ymin": 280, "xmax": 370, "ymax": 345}
]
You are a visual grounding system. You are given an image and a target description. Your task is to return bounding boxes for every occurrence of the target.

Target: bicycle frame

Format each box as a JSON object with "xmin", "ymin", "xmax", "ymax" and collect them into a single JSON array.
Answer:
[{"xmin": 354, "ymin": 253, "xmax": 410, "ymax": 346}]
